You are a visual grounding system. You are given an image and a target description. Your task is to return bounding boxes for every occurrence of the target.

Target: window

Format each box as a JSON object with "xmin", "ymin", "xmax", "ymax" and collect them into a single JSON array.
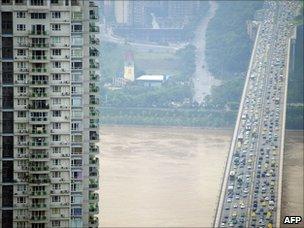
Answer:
[
  {"xmin": 17, "ymin": 24, "xmax": 26, "ymax": 31},
  {"xmin": 71, "ymin": 208, "xmax": 82, "ymax": 216},
  {"xmin": 17, "ymin": 197, "xmax": 26, "ymax": 204},
  {"xmin": 52, "ymin": 36, "xmax": 61, "ymax": 44},
  {"xmin": 53, "ymin": 62, "xmax": 61, "ymax": 68},
  {"xmin": 52, "ymin": 98, "xmax": 61, "ymax": 105},
  {"xmin": 72, "ymin": 24, "xmax": 82, "ymax": 33},
  {"xmin": 15, "ymin": 0, "xmax": 25, "ymax": 4},
  {"xmin": 52, "ymin": 183, "xmax": 61, "ymax": 190},
  {"xmin": 31, "ymin": 13, "xmax": 46, "ymax": 19},
  {"xmin": 16, "ymin": 12, "xmax": 26, "ymax": 18},
  {"xmin": 72, "ymin": 110, "xmax": 82, "ymax": 118},
  {"xmin": 52, "ymin": 208, "xmax": 60, "ymax": 215},
  {"xmin": 71, "ymin": 97, "xmax": 82, "ymax": 107},
  {"xmin": 17, "ymin": 185, "xmax": 27, "ymax": 192},
  {"xmin": 17, "ymin": 49, "xmax": 26, "ymax": 56},
  {"xmin": 30, "ymin": 0, "xmax": 45, "ymax": 6},
  {"xmin": 52, "ymin": 110, "xmax": 61, "ymax": 117},
  {"xmin": 52, "ymin": 12, "xmax": 61, "ymax": 19},
  {"xmin": 71, "ymin": 122, "xmax": 81, "ymax": 131},
  {"xmin": 51, "ymin": 24, "xmax": 61, "ymax": 31},
  {"xmin": 52, "ymin": 159, "xmax": 61, "ymax": 166},
  {"xmin": 53, "ymin": 148, "xmax": 61, "ymax": 153},
  {"xmin": 52, "ymin": 86, "xmax": 61, "ymax": 93},
  {"xmin": 52, "ymin": 49, "xmax": 61, "ymax": 56},
  {"xmin": 52, "ymin": 123, "xmax": 61, "ymax": 129},
  {"xmin": 51, "ymin": 195, "xmax": 61, "ymax": 202},
  {"xmin": 17, "ymin": 74, "xmax": 26, "ymax": 81},
  {"xmin": 72, "ymin": 73, "xmax": 82, "ymax": 82},
  {"xmin": 71, "ymin": 36, "xmax": 83, "ymax": 46},
  {"xmin": 52, "ymin": 172, "xmax": 61, "ymax": 179},
  {"xmin": 51, "ymin": 0, "xmax": 59, "ymax": 4},
  {"xmin": 17, "ymin": 111, "xmax": 26, "ymax": 118},
  {"xmin": 71, "ymin": 62, "xmax": 82, "ymax": 70},
  {"xmin": 52, "ymin": 74, "xmax": 61, "ymax": 80},
  {"xmin": 16, "ymin": 37, "xmax": 26, "ymax": 45},
  {"xmin": 52, "ymin": 221, "xmax": 61, "ymax": 227},
  {"xmin": 52, "ymin": 135, "xmax": 60, "ymax": 141},
  {"xmin": 71, "ymin": 49, "xmax": 82, "ymax": 58},
  {"xmin": 17, "ymin": 87, "xmax": 26, "ymax": 93}
]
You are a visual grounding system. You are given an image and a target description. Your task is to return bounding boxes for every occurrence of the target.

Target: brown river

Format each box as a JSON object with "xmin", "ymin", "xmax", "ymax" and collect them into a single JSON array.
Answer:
[{"xmin": 98, "ymin": 126, "xmax": 303, "ymax": 227}]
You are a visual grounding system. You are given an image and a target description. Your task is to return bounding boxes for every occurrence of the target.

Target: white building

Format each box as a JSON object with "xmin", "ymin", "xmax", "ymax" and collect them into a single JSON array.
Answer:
[{"xmin": 136, "ymin": 74, "xmax": 167, "ymax": 87}]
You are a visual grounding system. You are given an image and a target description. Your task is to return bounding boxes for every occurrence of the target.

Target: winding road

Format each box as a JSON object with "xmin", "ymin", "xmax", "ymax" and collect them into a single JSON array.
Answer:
[{"xmin": 192, "ymin": 1, "xmax": 220, "ymax": 104}]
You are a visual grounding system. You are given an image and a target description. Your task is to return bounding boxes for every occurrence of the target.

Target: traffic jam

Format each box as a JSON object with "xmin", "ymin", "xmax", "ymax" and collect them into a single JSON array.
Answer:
[{"xmin": 219, "ymin": 1, "xmax": 299, "ymax": 227}]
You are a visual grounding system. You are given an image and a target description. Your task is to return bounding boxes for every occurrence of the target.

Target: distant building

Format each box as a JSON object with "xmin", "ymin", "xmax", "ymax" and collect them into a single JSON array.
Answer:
[
  {"xmin": 114, "ymin": 0, "xmax": 131, "ymax": 25},
  {"xmin": 136, "ymin": 75, "xmax": 167, "ymax": 87}
]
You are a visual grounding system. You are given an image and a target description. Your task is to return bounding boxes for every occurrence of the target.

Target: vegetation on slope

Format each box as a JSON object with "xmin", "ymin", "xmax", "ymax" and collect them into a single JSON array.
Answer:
[{"xmin": 205, "ymin": 1, "xmax": 263, "ymax": 78}]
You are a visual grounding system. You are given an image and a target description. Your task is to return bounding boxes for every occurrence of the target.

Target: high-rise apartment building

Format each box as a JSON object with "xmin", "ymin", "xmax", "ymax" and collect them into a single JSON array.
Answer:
[{"xmin": 0, "ymin": 0, "xmax": 100, "ymax": 227}]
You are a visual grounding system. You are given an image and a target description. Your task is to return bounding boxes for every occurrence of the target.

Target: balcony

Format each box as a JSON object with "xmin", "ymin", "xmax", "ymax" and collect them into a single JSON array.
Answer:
[
  {"xmin": 29, "ymin": 30, "xmax": 48, "ymax": 36},
  {"xmin": 89, "ymin": 192, "xmax": 99, "ymax": 201},
  {"xmin": 90, "ymin": 109, "xmax": 99, "ymax": 118},
  {"xmin": 28, "ymin": 177, "xmax": 50, "ymax": 184},
  {"xmin": 90, "ymin": 74, "xmax": 99, "ymax": 81},
  {"xmin": 31, "ymin": 129, "xmax": 47, "ymax": 135},
  {"xmin": 89, "ymin": 60, "xmax": 99, "ymax": 69},
  {"xmin": 30, "ymin": 80, "xmax": 48, "ymax": 85},
  {"xmin": 30, "ymin": 216, "xmax": 47, "ymax": 221},
  {"xmin": 31, "ymin": 68, "xmax": 47, "ymax": 73},
  {"xmin": 89, "ymin": 85, "xmax": 99, "ymax": 93},
  {"xmin": 89, "ymin": 24, "xmax": 99, "ymax": 33},
  {"xmin": 89, "ymin": 157, "xmax": 99, "ymax": 165},
  {"xmin": 89, "ymin": 98, "xmax": 99, "ymax": 106},
  {"xmin": 30, "ymin": 204, "xmax": 47, "ymax": 209},
  {"xmin": 89, "ymin": 1, "xmax": 98, "ymax": 7},
  {"xmin": 31, "ymin": 55, "xmax": 48, "ymax": 62},
  {"xmin": 89, "ymin": 145, "xmax": 99, "ymax": 154},
  {"xmin": 72, "ymin": 11, "xmax": 82, "ymax": 20},
  {"xmin": 30, "ymin": 117, "xmax": 48, "ymax": 124},
  {"xmin": 90, "ymin": 119, "xmax": 99, "ymax": 129},
  {"xmin": 90, "ymin": 132, "xmax": 99, "ymax": 142},
  {"xmin": 30, "ymin": 92, "xmax": 48, "ymax": 98},
  {"xmin": 29, "ymin": 166, "xmax": 49, "ymax": 172},
  {"xmin": 89, "ymin": 180, "xmax": 98, "ymax": 189},
  {"xmin": 28, "ymin": 104, "xmax": 49, "ymax": 110},
  {"xmin": 30, "ymin": 141, "xmax": 48, "ymax": 147},
  {"xmin": 90, "ymin": 48, "xmax": 99, "ymax": 57},
  {"xmin": 89, "ymin": 203, "xmax": 99, "ymax": 213},
  {"xmin": 90, "ymin": 13, "xmax": 99, "ymax": 20},
  {"xmin": 90, "ymin": 36, "xmax": 100, "ymax": 45},
  {"xmin": 89, "ymin": 168, "xmax": 98, "ymax": 177},
  {"xmin": 89, "ymin": 216, "xmax": 99, "ymax": 226},
  {"xmin": 31, "ymin": 43, "xmax": 48, "ymax": 48},
  {"xmin": 31, "ymin": 190, "xmax": 47, "ymax": 196},
  {"xmin": 30, "ymin": 153, "xmax": 49, "ymax": 159}
]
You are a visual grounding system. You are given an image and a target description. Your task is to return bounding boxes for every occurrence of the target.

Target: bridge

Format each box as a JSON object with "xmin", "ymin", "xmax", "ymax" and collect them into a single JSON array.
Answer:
[{"xmin": 214, "ymin": 1, "xmax": 300, "ymax": 227}]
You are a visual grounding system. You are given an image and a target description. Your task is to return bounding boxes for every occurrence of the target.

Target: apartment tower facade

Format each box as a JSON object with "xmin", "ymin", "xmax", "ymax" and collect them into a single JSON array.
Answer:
[{"xmin": 0, "ymin": 0, "xmax": 100, "ymax": 227}]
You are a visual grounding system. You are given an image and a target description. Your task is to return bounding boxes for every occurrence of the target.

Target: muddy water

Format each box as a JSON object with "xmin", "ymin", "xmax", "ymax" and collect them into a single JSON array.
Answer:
[
  {"xmin": 98, "ymin": 126, "xmax": 303, "ymax": 227},
  {"xmin": 99, "ymin": 126, "xmax": 232, "ymax": 227}
]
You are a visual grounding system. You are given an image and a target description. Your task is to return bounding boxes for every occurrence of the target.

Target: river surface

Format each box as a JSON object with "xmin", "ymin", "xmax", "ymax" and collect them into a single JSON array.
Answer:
[
  {"xmin": 99, "ymin": 126, "xmax": 303, "ymax": 227},
  {"xmin": 193, "ymin": 1, "xmax": 221, "ymax": 104},
  {"xmin": 99, "ymin": 126, "xmax": 232, "ymax": 227}
]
